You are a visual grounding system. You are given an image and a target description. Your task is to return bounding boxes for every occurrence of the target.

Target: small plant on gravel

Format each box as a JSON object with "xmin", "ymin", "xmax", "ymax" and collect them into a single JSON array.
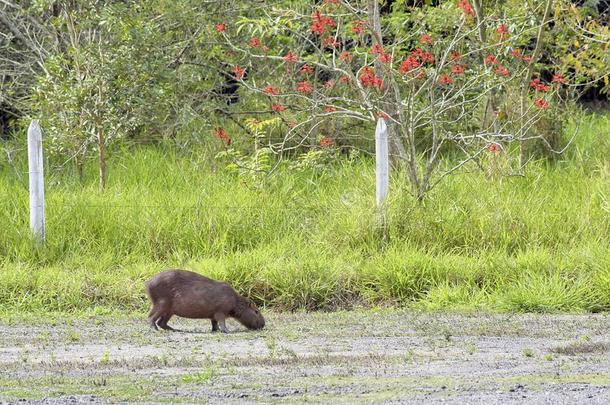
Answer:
[
  {"xmin": 181, "ymin": 366, "xmax": 216, "ymax": 384},
  {"xmin": 66, "ymin": 331, "xmax": 81, "ymax": 343},
  {"xmin": 100, "ymin": 350, "xmax": 110, "ymax": 365},
  {"xmin": 522, "ymin": 348, "xmax": 535, "ymax": 358},
  {"xmin": 544, "ymin": 353, "xmax": 554, "ymax": 361}
]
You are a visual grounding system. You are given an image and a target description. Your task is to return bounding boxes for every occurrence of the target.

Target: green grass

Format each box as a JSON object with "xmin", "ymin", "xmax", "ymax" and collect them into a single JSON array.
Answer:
[{"xmin": 0, "ymin": 114, "xmax": 609, "ymax": 314}]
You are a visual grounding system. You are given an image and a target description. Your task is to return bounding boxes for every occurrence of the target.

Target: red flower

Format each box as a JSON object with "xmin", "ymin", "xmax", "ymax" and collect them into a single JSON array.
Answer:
[
  {"xmin": 339, "ymin": 51, "xmax": 353, "ymax": 62},
  {"xmin": 233, "ymin": 65, "xmax": 246, "ymax": 80},
  {"xmin": 324, "ymin": 80, "xmax": 335, "ymax": 89},
  {"xmin": 283, "ymin": 52, "xmax": 299, "ymax": 63},
  {"xmin": 370, "ymin": 43, "xmax": 384, "ymax": 55},
  {"xmin": 412, "ymin": 48, "xmax": 434, "ymax": 64},
  {"xmin": 215, "ymin": 23, "xmax": 226, "ymax": 33},
  {"xmin": 451, "ymin": 64, "xmax": 465, "ymax": 75},
  {"xmin": 420, "ymin": 34, "xmax": 434, "ymax": 45},
  {"xmin": 311, "ymin": 11, "xmax": 336, "ymax": 35},
  {"xmin": 484, "ymin": 54, "xmax": 497, "ymax": 65},
  {"xmin": 417, "ymin": 71, "xmax": 427, "ymax": 80},
  {"xmin": 323, "ymin": 37, "xmax": 340, "ymax": 48},
  {"xmin": 352, "ymin": 20, "xmax": 367, "ymax": 35},
  {"xmin": 300, "ymin": 64, "xmax": 314, "ymax": 75},
  {"xmin": 378, "ymin": 53, "xmax": 393, "ymax": 63},
  {"xmin": 297, "ymin": 81, "xmax": 313, "ymax": 93},
  {"xmin": 271, "ymin": 104, "xmax": 286, "ymax": 113},
  {"xmin": 458, "ymin": 0, "xmax": 475, "ymax": 17},
  {"xmin": 534, "ymin": 98, "xmax": 550, "ymax": 109},
  {"xmin": 529, "ymin": 79, "xmax": 549, "ymax": 92},
  {"xmin": 439, "ymin": 74, "xmax": 454, "ymax": 85},
  {"xmin": 488, "ymin": 143, "xmax": 501, "ymax": 154},
  {"xmin": 339, "ymin": 75, "xmax": 351, "ymax": 83},
  {"xmin": 399, "ymin": 56, "xmax": 421, "ymax": 74},
  {"xmin": 324, "ymin": 106, "xmax": 337, "ymax": 113},
  {"xmin": 496, "ymin": 24, "xmax": 509, "ymax": 40},
  {"xmin": 494, "ymin": 65, "xmax": 509, "ymax": 76},
  {"xmin": 552, "ymin": 73, "xmax": 567, "ymax": 84},
  {"xmin": 263, "ymin": 85, "xmax": 279, "ymax": 95},
  {"xmin": 214, "ymin": 127, "xmax": 231, "ymax": 145},
  {"xmin": 511, "ymin": 48, "xmax": 522, "ymax": 59},
  {"xmin": 450, "ymin": 51, "xmax": 462, "ymax": 61},
  {"xmin": 249, "ymin": 37, "xmax": 261, "ymax": 48},
  {"xmin": 320, "ymin": 137, "xmax": 334, "ymax": 147},
  {"xmin": 359, "ymin": 67, "xmax": 383, "ymax": 90}
]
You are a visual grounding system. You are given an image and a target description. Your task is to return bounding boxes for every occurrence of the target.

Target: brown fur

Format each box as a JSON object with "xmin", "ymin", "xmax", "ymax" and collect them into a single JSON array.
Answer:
[{"xmin": 145, "ymin": 269, "xmax": 265, "ymax": 333}]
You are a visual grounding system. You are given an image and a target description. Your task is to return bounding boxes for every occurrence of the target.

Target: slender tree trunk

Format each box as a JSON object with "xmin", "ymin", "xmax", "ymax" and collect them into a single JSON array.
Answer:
[{"xmin": 519, "ymin": 0, "xmax": 554, "ymax": 171}]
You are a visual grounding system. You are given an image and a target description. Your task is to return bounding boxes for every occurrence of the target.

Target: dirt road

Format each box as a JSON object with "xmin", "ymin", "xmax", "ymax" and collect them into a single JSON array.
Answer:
[{"xmin": 1, "ymin": 310, "xmax": 609, "ymax": 404}]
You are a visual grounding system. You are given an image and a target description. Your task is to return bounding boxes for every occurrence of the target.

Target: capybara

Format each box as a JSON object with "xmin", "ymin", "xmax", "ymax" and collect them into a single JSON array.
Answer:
[{"xmin": 145, "ymin": 269, "xmax": 265, "ymax": 333}]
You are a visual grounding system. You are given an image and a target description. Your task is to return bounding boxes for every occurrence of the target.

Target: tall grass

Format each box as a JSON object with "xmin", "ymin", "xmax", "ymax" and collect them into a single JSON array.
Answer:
[{"xmin": 0, "ymin": 115, "xmax": 609, "ymax": 314}]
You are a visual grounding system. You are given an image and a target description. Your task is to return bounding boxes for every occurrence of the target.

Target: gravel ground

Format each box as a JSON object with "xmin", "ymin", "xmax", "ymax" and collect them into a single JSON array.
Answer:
[{"xmin": 0, "ymin": 310, "xmax": 609, "ymax": 404}]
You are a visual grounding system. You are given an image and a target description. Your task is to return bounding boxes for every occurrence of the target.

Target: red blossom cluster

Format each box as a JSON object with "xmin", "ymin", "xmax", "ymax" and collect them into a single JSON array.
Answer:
[
  {"xmin": 215, "ymin": 23, "xmax": 226, "ymax": 33},
  {"xmin": 451, "ymin": 64, "xmax": 465, "ymax": 75},
  {"xmin": 552, "ymin": 73, "xmax": 567, "ymax": 84},
  {"xmin": 297, "ymin": 81, "xmax": 313, "ymax": 93},
  {"xmin": 214, "ymin": 127, "xmax": 231, "ymax": 145},
  {"xmin": 352, "ymin": 20, "xmax": 367, "ymax": 35},
  {"xmin": 420, "ymin": 34, "xmax": 434, "ymax": 45},
  {"xmin": 263, "ymin": 85, "xmax": 279, "ymax": 95},
  {"xmin": 324, "ymin": 106, "xmax": 337, "ymax": 113},
  {"xmin": 249, "ymin": 37, "xmax": 261, "ymax": 48},
  {"xmin": 311, "ymin": 11, "xmax": 336, "ymax": 35},
  {"xmin": 233, "ymin": 65, "xmax": 245, "ymax": 80},
  {"xmin": 319, "ymin": 137, "xmax": 334, "ymax": 147},
  {"xmin": 359, "ymin": 66, "xmax": 383, "ymax": 89},
  {"xmin": 323, "ymin": 37, "xmax": 340, "ymax": 48},
  {"xmin": 339, "ymin": 75, "xmax": 351, "ymax": 83},
  {"xmin": 484, "ymin": 54, "xmax": 497, "ymax": 65},
  {"xmin": 495, "ymin": 65, "xmax": 509, "ymax": 76},
  {"xmin": 271, "ymin": 104, "xmax": 286, "ymax": 113},
  {"xmin": 496, "ymin": 24, "xmax": 509, "ymax": 40},
  {"xmin": 534, "ymin": 98, "xmax": 550, "ymax": 109},
  {"xmin": 529, "ymin": 78, "xmax": 549, "ymax": 92},
  {"xmin": 283, "ymin": 52, "xmax": 299, "ymax": 63},
  {"xmin": 488, "ymin": 143, "xmax": 501, "ymax": 154},
  {"xmin": 400, "ymin": 56, "xmax": 420, "ymax": 74},
  {"xmin": 399, "ymin": 48, "xmax": 434, "ymax": 74},
  {"xmin": 370, "ymin": 43, "xmax": 384, "ymax": 55},
  {"xmin": 439, "ymin": 74, "xmax": 454, "ymax": 85},
  {"xmin": 458, "ymin": 0, "xmax": 475, "ymax": 17},
  {"xmin": 339, "ymin": 51, "xmax": 353, "ymax": 62},
  {"xmin": 300, "ymin": 64, "xmax": 314, "ymax": 75},
  {"xmin": 378, "ymin": 53, "xmax": 393, "ymax": 63},
  {"xmin": 450, "ymin": 51, "xmax": 462, "ymax": 61}
]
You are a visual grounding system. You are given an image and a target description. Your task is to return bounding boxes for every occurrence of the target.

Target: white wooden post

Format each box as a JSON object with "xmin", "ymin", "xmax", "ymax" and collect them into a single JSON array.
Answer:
[
  {"xmin": 27, "ymin": 120, "xmax": 45, "ymax": 242},
  {"xmin": 375, "ymin": 118, "xmax": 389, "ymax": 208}
]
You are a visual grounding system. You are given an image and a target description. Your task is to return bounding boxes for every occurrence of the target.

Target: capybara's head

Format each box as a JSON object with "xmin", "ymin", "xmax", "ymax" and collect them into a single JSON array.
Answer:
[{"xmin": 237, "ymin": 299, "xmax": 265, "ymax": 330}]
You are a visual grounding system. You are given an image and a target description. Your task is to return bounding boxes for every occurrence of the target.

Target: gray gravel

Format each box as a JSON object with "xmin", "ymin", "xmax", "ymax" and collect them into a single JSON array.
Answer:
[{"xmin": 1, "ymin": 311, "xmax": 609, "ymax": 404}]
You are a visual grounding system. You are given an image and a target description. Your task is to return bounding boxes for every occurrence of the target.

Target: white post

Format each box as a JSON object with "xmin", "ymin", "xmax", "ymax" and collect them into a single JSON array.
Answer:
[
  {"xmin": 27, "ymin": 120, "xmax": 45, "ymax": 242},
  {"xmin": 375, "ymin": 118, "xmax": 389, "ymax": 208}
]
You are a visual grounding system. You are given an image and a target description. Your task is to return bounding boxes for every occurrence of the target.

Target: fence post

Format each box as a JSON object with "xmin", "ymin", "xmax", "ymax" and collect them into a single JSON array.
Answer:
[
  {"xmin": 27, "ymin": 120, "xmax": 45, "ymax": 243},
  {"xmin": 375, "ymin": 118, "xmax": 389, "ymax": 239}
]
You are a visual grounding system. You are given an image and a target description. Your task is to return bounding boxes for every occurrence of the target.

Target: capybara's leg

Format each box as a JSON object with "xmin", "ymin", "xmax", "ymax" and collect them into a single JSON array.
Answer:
[
  {"xmin": 157, "ymin": 314, "xmax": 176, "ymax": 331},
  {"xmin": 214, "ymin": 313, "xmax": 229, "ymax": 333},
  {"xmin": 148, "ymin": 307, "xmax": 162, "ymax": 331},
  {"xmin": 211, "ymin": 320, "xmax": 219, "ymax": 333}
]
